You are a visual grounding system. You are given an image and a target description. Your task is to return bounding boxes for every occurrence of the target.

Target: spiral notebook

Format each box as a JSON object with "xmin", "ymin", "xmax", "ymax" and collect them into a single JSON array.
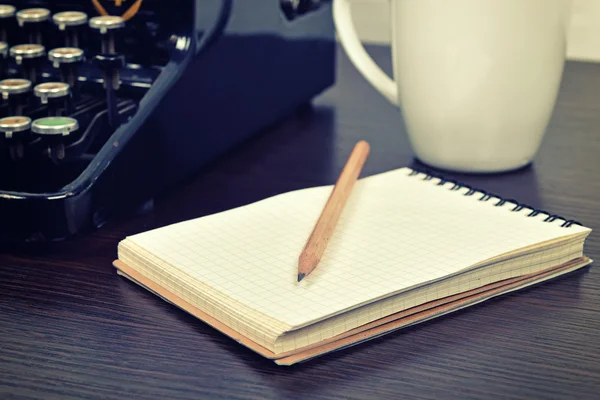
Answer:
[{"xmin": 114, "ymin": 167, "xmax": 593, "ymax": 365}]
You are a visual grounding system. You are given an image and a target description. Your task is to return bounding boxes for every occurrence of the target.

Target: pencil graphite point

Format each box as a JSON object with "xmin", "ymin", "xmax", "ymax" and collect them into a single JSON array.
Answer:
[{"xmin": 298, "ymin": 273, "xmax": 305, "ymax": 282}]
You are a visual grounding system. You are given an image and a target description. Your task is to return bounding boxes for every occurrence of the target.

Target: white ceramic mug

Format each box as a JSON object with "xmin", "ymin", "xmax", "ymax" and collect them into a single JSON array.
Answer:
[{"xmin": 333, "ymin": 0, "xmax": 570, "ymax": 172}]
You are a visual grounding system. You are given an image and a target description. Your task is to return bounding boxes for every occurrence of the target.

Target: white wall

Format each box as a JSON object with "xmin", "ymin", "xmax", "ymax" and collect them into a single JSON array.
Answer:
[{"xmin": 348, "ymin": 0, "xmax": 600, "ymax": 62}]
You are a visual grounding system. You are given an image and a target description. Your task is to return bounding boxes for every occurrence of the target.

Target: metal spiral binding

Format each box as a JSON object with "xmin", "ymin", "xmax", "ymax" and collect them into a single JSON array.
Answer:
[{"xmin": 407, "ymin": 168, "xmax": 581, "ymax": 228}]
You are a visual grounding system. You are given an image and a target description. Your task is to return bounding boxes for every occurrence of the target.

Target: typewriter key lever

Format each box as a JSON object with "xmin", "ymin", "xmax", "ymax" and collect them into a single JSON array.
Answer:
[
  {"xmin": 0, "ymin": 5, "xmax": 15, "ymax": 42},
  {"xmin": 31, "ymin": 116, "xmax": 78, "ymax": 162},
  {"xmin": 16, "ymin": 8, "xmax": 50, "ymax": 45},
  {"xmin": 52, "ymin": 11, "xmax": 88, "ymax": 48},
  {"xmin": 34, "ymin": 82, "xmax": 71, "ymax": 116},
  {"xmin": 89, "ymin": 16, "xmax": 126, "ymax": 128},
  {"xmin": 0, "ymin": 41, "xmax": 6, "ymax": 77},
  {"xmin": 9, "ymin": 43, "xmax": 45, "ymax": 84}
]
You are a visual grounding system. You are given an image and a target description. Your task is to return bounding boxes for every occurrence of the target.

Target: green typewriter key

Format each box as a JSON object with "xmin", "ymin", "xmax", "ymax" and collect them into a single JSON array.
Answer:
[
  {"xmin": 31, "ymin": 116, "xmax": 79, "ymax": 161},
  {"xmin": 0, "ymin": 115, "xmax": 31, "ymax": 160},
  {"xmin": 34, "ymin": 82, "xmax": 70, "ymax": 116},
  {"xmin": 52, "ymin": 11, "xmax": 88, "ymax": 47},
  {"xmin": 15, "ymin": 8, "xmax": 50, "ymax": 44},
  {"xmin": 9, "ymin": 43, "xmax": 45, "ymax": 83},
  {"xmin": 48, "ymin": 47, "xmax": 84, "ymax": 91},
  {"xmin": 0, "ymin": 4, "xmax": 15, "ymax": 42},
  {"xmin": 0, "ymin": 78, "xmax": 31, "ymax": 114}
]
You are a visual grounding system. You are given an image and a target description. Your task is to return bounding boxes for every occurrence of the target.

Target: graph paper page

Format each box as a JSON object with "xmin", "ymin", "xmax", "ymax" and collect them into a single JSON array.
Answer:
[{"xmin": 126, "ymin": 168, "xmax": 591, "ymax": 329}]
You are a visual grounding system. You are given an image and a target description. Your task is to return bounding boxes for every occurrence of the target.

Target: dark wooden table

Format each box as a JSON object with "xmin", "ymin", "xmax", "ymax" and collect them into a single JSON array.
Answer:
[{"xmin": 2, "ymin": 45, "xmax": 600, "ymax": 399}]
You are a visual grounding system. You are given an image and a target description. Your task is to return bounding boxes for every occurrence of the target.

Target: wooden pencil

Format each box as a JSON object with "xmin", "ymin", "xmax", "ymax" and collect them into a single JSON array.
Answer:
[{"xmin": 297, "ymin": 140, "xmax": 370, "ymax": 281}]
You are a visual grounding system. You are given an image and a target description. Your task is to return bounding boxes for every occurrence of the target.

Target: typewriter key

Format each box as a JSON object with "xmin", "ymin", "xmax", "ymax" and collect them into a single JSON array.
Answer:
[
  {"xmin": 0, "ymin": 115, "xmax": 30, "ymax": 160},
  {"xmin": 10, "ymin": 43, "xmax": 45, "ymax": 83},
  {"xmin": 89, "ymin": 15, "xmax": 124, "ymax": 53},
  {"xmin": 0, "ymin": 5, "xmax": 15, "ymax": 18},
  {"xmin": 34, "ymin": 82, "xmax": 70, "ymax": 115},
  {"xmin": 52, "ymin": 11, "xmax": 88, "ymax": 47},
  {"xmin": 0, "ymin": 78, "xmax": 31, "ymax": 114},
  {"xmin": 48, "ymin": 47, "xmax": 84, "ymax": 91},
  {"xmin": 16, "ymin": 8, "xmax": 50, "ymax": 44},
  {"xmin": 0, "ymin": 115, "xmax": 30, "ymax": 139},
  {"xmin": 31, "ymin": 116, "xmax": 78, "ymax": 161},
  {"xmin": 0, "ymin": 5, "xmax": 15, "ymax": 42}
]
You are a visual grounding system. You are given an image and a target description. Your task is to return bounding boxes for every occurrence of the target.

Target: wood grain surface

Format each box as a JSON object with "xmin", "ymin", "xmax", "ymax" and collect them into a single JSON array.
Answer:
[{"xmin": 1, "ymin": 45, "xmax": 599, "ymax": 399}]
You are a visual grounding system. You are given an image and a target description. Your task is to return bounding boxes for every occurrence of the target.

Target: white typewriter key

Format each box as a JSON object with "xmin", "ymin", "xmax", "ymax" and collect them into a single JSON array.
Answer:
[
  {"xmin": 0, "ymin": 78, "xmax": 31, "ymax": 99},
  {"xmin": 52, "ymin": 11, "xmax": 88, "ymax": 30},
  {"xmin": 9, "ymin": 43, "xmax": 45, "ymax": 64},
  {"xmin": 32, "ymin": 117, "xmax": 78, "ymax": 136},
  {"xmin": 0, "ymin": 115, "xmax": 31, "ymax": 139},
  {"xmin": 89, "ymin": 15, "xmax": 125, "ymax": 33},
  {"xmin": 16, "ymin": 8, "xmax": 50, "ymax": 26},
  {"xmin": 34, "ymin": 82, "xmax": 70, "ymax": 104},
  {"xmin": 0, "ymin": 4, "xmax": 15, "ymax": 18},
  {"xmin": 48, "ymin": 47, "xmax": 84, "ymax": 68}
]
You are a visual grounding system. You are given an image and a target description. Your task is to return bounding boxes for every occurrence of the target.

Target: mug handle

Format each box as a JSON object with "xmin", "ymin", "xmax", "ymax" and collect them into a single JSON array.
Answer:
[{"xmin": 333, "ymin": 0, "xmax": 399, "ymax": 106}]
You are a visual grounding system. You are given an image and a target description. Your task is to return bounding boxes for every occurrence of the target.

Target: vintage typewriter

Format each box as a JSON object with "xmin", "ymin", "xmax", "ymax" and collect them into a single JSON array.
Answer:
[{"xmin": 0, "ymin": 0, "xmax": 336, "ymax": 244}]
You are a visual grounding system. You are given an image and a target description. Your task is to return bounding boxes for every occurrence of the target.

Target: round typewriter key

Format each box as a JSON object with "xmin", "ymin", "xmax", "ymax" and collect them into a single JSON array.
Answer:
[
  {"xmin": 0, "ymin": 115, "xmax": 31, "ymax": 160},
  {"xmin": 0, "ymin": 115, "xmax": 30, "ymax": 139},
  {"xmin": 53, "ymin": 11, "xmax": 88, "ymax": 47},
  {"xmin": 0, "ymin": 5, "xmax": 15, "ymax": 18},
  {"xmin": 0, "ymin": 5, "xmax": 15, "ymax": 42},
  {"xmin": 53, "ymin": 11, "xmax": 88, "ymax": 30},
  {"xmin": 16, "ymin": 8, "xmax": 50, "ymax": 44},
  {"xmin": 0, "ymin": 78, "xmax": 31, "ymax": 95},
  {"xmin": 34, "ymin": 82, "xmax": 71, "ymax": 116},
  {"xmin": 89, "ymin": 15, "xmax": 124, "ymax": 53},
  {"xmin": 10, "ymin": 44, "xmax": 45, "ymax": 83},
  {"xmin": 0, "ymin": 78, "xmax": 31, "ymax": 114},
  {"xmin": 9, "ymin": 43, "xmax": 45, "ymax": 63},
  {"xmin": 32, "ymin": 116, "xmax": 78, "ymax": 136},
  {"xmin": 32, "ymin": 116, "xmax": 78, "ymax": 161},
  {"xmin": 89, "ymin": 15, "xmax": 125, "ymax": 33},
  {"xmin": 48, "ymin": 47, "xmax": 84, "ymax": 67},
  {"xmin": 16, "ymin": 8, "xmax": 50, "ymax": 26},
  {"xmin": 34, "ymin": 81, "xmax": 70, "ymax": 104}
]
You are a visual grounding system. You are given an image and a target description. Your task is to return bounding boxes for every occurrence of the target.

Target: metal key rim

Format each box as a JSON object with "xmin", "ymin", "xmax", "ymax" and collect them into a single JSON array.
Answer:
[
  {"xmin": 16, "ymin": 8, "xmax": 50, "ymax": 25},
  {"xmin": 0, "ymin": 116, "xmax": 31, "ymax": 138},
  {"xmin": 0, "ymin": 4, "xmax": 15, "ymax": 18},
  {"xmin": 0, "ymin": 79, "xmax": 32, "ymax": 97},
  {"xmin": 48, "ymin": 47, "xmax": 85, "ymax": 66},
  {"xmin": 89, "ymin": 16, "xmax": 125, "ymax": 34},
  {"xmin": 32, "ymin": 116, "xmax": 79, "ymax": 136},
  {"xmin": 10, "ymin": 44, "xmax": 46, "ymax": 59},
  {"xmin": 34, "ymin": 82, "xmax": 71, "ymax": 103},
  {"xmin": 53, "ymin": 11, "xmax": 88, "ymax": 30}
]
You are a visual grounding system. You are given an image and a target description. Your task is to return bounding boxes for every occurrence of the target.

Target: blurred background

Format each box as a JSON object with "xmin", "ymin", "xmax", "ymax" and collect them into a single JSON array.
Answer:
[{"xmin": 348, "ymin": 0, "xmax": 600, "ymax": 62}]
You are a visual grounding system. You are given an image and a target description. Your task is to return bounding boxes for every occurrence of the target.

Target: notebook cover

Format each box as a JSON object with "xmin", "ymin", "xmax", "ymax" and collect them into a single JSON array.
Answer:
[{"xmin": 112, "ymin": 256, "xmax": 591, "ymax": 365}]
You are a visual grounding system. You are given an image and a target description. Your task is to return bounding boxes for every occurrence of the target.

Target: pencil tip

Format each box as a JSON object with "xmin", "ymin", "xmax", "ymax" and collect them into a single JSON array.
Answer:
[{"xmin": 297, "ymin": 273, "xmax": 305, "ymax": 282}]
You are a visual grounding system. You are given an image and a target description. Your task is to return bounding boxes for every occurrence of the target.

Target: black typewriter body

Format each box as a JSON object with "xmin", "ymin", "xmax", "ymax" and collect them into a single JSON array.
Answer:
[{"xmin": 0, "ymin": 0, "xmax": 336, "ymax": 244}]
